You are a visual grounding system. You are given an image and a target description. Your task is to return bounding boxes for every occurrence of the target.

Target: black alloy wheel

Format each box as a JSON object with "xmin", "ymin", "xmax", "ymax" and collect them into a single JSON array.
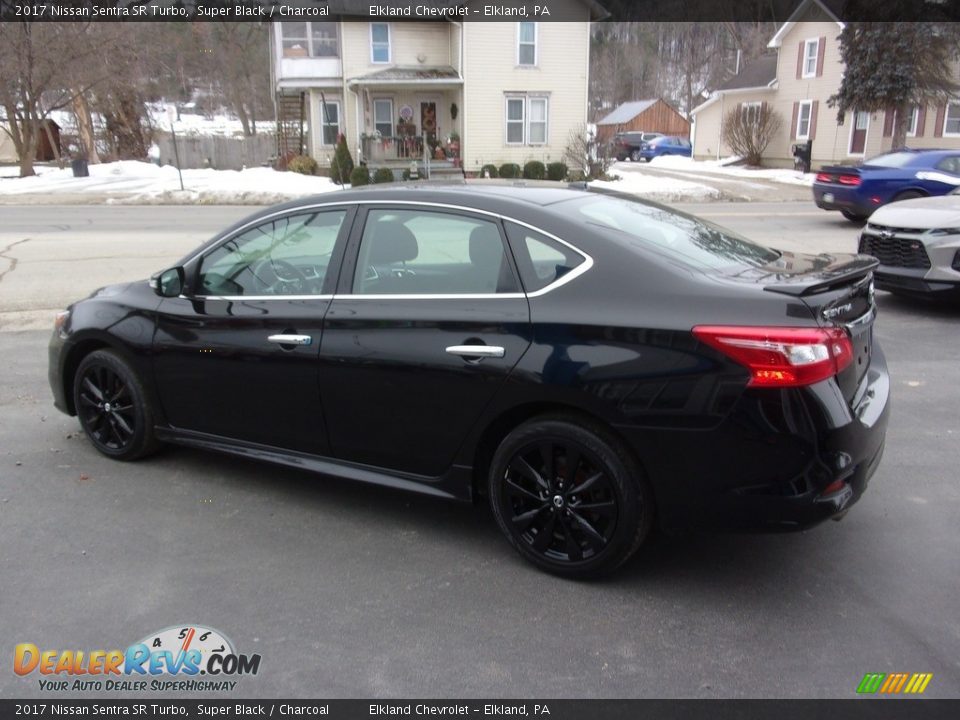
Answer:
[
  {"xmin": 490, "ymin": 416, "xmax": 652, "ymax": 578},
  {"xmin": 74, "ymin": 349, "xmax": 160, "ymax": 460}
]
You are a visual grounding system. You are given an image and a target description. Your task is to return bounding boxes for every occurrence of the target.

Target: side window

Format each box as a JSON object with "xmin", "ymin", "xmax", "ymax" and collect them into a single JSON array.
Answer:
[
  {"xmin": 197, "ymin": 210, "xmax": 346, "ymax": 296},
  {"xmin": 505, "ymin": 221, "xmax": 585, "ymax": 293},
  {"xmin": 352, "ymin": 209, "xmax": 517, "ymax": 295},
  {"xmin": 935, "ymin": 156, "xmax": 960, "ymax": 175}
]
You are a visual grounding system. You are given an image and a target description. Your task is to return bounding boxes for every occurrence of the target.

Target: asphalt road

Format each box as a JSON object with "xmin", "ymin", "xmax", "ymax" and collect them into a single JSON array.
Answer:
[{"xmin": 1, "ymin": 203, "xmax": 959, "ymax": 700}]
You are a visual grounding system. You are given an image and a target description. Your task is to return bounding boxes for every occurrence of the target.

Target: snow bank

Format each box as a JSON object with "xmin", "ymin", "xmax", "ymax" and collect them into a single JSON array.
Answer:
[
  {"xmin": 0, "ymin": 161, "xmax": 341, "ymax": 204},
  {"xmin": 590, "ymin": 170, "xmax": 721, "ymax": 202},
  {"xmin": 646, "ymin": 155, "xmax": 815, "ymax": 186}
]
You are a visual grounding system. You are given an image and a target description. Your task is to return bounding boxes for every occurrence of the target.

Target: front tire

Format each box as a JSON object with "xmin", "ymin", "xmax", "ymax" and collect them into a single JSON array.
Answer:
[
  {"xmin": 74, "ymin": 349, "xmax": 160, "ymax": 460},
  {"xmin": 841, "ymin": 209, "xmax": 867, "ymax": 223},
  {"xmin": 488, "ymin": 416, "xmax": 653, "ymax": 578},
  {"xmin": 630, "ymin": 149, "xmax": 641, "ymax": 162}
]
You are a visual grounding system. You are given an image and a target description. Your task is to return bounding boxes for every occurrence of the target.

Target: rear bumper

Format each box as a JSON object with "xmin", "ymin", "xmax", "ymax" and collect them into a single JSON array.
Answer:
[
  {"xmin": 813, "ymin": 186, "xmax": 874, "ymax": 216},
  {"xmin": 617, "ymin": 342, "xmax": 890, "ymax": 534}
]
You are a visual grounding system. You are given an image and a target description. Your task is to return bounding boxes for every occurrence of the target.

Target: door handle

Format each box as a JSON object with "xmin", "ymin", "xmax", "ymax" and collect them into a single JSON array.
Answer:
[
  {"xmin": 268, "ymin": 334, "xmax": 312, "ymax": 346},
  {"xmin": 445, "ymin": 344, "xmax": 505, "ymax": 359}
]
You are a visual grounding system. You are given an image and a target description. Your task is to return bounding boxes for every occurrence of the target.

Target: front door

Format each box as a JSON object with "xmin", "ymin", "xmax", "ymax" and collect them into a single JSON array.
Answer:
[
  {"xmin": 420, "ymin": 101, "xmax": 438, "ymax": 145},
  {"xmin": 318, "ymin": 205, "xmax": 532, "ymax": 477},
  {"xmin": 152, "ymin": 207, "xmax": 353, "ymax": 454},
  {"xmin": 850, "ymin": 111, "xmax": 869, "ymax": 154}
]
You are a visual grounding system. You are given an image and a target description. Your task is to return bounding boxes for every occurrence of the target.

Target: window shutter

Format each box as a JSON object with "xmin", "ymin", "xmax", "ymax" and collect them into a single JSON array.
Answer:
[
  {"xmin": 796, "ymin": 42, "xmax": 804, "ymax": 79},
  {"xmin": 916, "ymin": 106, "xmax": 926, "ymax": 137},
  {"xmin": 883, "ymin": 111, "xmax": 893, "ymax": 137},
  {"xmin": 934, "ymin": 104, "xmax": 946, "ymax": 137},
  {"xmin": 791, "ymin": 102, "xmax": 799, "ymax": 138},
  {"xmin": 816, "ymin": 37, "xmax": 826, "ymax": 77},
  {"xmin": 809, "ymin": 101, "xmax": 819, "ymax": 140}
]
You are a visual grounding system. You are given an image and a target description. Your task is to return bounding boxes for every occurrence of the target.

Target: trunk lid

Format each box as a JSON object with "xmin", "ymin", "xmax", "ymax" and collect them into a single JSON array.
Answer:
[
  {"xmin": 719, "ymin": 251, "xmax": 878, "ymax": 404},
  {"xmin": 764, "ymin": 252, "xmax": 877, "ymax": 404}
]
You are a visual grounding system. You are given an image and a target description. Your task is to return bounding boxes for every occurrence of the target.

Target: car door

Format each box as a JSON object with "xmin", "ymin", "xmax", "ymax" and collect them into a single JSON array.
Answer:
[
  {"xmin": 152, "ymin": 206, "xmax": 354, "ymax": 454},
  {"xmin": 318, "ymin": 204, "xmax": 532, "ymax": 477}
]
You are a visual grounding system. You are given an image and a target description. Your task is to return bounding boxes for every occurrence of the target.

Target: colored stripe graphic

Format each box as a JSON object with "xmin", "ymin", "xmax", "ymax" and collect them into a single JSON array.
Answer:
[
  {"xmin": 857, "ymin": 672, "xmax": 932, "ymax": 694},
  {"xmin": 857, "ymin": 673, "xmax": 886, "ymax": 693}
]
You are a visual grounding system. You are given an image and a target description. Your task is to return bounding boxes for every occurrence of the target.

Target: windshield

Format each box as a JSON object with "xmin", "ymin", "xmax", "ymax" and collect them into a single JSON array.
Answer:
[
  {"xmin": 863, "ymin": 151, "xmax": 920, "ymax": 168},
  {"xmin": 568, "ymin": 194, "xmax": 780, "ymax": 270}
]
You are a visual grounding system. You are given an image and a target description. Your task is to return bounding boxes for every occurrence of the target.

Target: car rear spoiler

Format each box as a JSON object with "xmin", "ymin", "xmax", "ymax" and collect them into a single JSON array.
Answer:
[{"xmin": 763, "ymin": 256, "xmax": 879, "ymax": 297}]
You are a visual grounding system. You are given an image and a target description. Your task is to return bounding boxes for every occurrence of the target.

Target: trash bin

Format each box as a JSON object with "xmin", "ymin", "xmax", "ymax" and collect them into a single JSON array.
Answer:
[
  {"xmin": 71, "ymin": 158, "xmax": 89, "ymax": 177},
  {"xmin": 792, "ymin": 141, "xmax": 812, "ymax": 174}
]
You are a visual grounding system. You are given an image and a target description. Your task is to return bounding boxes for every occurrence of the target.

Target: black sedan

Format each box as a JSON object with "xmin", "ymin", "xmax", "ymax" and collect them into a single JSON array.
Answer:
[{"xmin": 49, "ymin": 183, "xmax": 890, "ymax": 577}]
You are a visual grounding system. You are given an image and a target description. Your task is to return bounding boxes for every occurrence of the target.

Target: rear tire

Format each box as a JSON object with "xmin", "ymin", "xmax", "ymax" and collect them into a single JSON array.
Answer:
[
  {"xmin": 893, "ymin": 190, "xmax": 924, "ymax": 202},
  {"xmin": 74, "ymin": 349, "xmax": 161, "ymax": 461},
  {"xmin": 488, "ymin": 415, "xmax": 653, "ymax": 578},
  {"xmin": 630, "ymin": 149, "xmax": 642, "ymax": 162}
]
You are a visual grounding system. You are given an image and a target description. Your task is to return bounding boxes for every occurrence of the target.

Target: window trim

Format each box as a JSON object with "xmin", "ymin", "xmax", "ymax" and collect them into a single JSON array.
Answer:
[
  {"xmin": 319, "ymin": 99, "xmax": 341, "ymax": 147},
  {"xmin": 370, "ymin": 22, "xmax": 391, "ymax": 64},
  {"xmin": 181, "ymin": 201, "xmax": 593, "ymax": 301},
  {"xmin": 517, "ymin": 21, "xmax": 538, "ymax": 67},
  {"xmin": 281, "ymin": 21, "xmax": 339, "ymax": 59},
  {"xmin": 943, "ymin": 101, "xmax": 960, "ymax": 138},
  {"xmin": 372, "ymin": 97, "xmax": 395, "ymax": 138},
  {"xmin": 801, "ymin": 37, "xmax": 819, "ymax": 79},
  {"xmin": 796, "ymin": 100, "xmax": 813, "ymax": 140},
  {"xmin": 504, "ymin": 94, "xmax": 549, "ymax": 146}
]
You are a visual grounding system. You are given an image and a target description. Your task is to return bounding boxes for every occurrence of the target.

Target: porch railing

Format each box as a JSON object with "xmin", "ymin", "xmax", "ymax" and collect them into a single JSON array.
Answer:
[{"xmin": 362, "ymin": 135, "xmax": 425, "ymax": 162}]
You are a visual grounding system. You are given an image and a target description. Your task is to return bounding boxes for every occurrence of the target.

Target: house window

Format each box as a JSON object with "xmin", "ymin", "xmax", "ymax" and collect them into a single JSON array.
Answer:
[
  {"xmin": 281, "ymin": 22, "xmax": 338, "ymax": 58},
  {"xmin": 517, "ymin": 22, "xmax": 537, "ymax": 66},
  {"xmin": 906, "ymin": 106, "xmax": 919, "ymax": 137},
  {"xmin": 320, "ymin": 100, "xmax": 340, "ymax": 146},
  {"xmin": 802, "ymin": 38, "xmax": 819, "ymax": 78},
  {"xmin": 741, "ymin": 102, "xmax": 762, "ymax": 126},
  {"xmin": 505, "ymin": 95, "xmax": 549, "ymax": 145},
  {"xmin": 373, "ymin": 98, "xmax": 394, "ymax": 138},
  {"xmin": 506, "ymin": 98, "xmax": 525, "ymax": 144},
  {"xmin": 796, "ymin": 100, "xmax": 813, "ymax": 139},
  {"xmin": 371, "ymin": 23, "xmax": 391, "ymax": 64},
  {"xmin": 944, "ymin": 102, "xmax": 960, "ymax": 136}
]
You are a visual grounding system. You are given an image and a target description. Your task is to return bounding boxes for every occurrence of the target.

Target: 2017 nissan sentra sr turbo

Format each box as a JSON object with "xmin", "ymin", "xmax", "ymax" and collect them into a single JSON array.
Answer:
[{"xmin": 49, "ymin": 184, "xmax": 890, "ymax": 577}]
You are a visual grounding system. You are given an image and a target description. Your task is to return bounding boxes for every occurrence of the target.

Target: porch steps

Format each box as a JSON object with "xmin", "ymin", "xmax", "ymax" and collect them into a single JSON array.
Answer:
[{"xmin": 275, "ymin": 92, "xmax": 306, "ymax": 158}]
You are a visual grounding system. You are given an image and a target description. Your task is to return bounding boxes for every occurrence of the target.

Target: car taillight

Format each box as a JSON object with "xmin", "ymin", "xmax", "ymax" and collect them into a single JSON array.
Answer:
[
  {"xmin": 838, "ymin": 175, "xmax": 861, "ymax": 186},
  {"xmin": 815, "ymin": 172, "xmax": 834, "ymax": 183},
  {"xmin": 692, "ymin": 326, "xmax": 854, "ymax": 388}
]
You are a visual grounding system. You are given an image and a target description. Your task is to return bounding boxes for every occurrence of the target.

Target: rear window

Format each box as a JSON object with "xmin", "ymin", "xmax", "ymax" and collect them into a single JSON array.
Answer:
[
  {"xmin": 864, "ymin": 151, "xmax": 920, "ymax": 168},
  {"xmin": 566, "ymin": 195, "xmax": 780, "ymax": 270}
]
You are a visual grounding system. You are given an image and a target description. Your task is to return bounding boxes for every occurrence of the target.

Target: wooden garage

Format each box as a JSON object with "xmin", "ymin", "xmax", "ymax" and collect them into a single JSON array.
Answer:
[{"xmin": 596, "ymin": 99, "xmax": 690, "ymax": 144}]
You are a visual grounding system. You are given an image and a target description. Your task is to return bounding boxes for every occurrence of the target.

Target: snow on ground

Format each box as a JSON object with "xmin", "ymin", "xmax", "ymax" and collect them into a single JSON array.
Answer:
[
  {"xmin": 590, "ymin": 168, "xmax": 721, "ymax": 202},
  {"xmin": 0, "ymin": 161, "xmax": 340, "ymax": 204},
  {"xmin": 643, "ymin": 155, "xmax": 815, "ymax": 186}
]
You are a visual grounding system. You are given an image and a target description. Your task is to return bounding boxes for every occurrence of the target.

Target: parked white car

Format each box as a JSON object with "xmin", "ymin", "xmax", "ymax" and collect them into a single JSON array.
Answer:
[{"xmin": 858, "ymin": 189, "xmax": 960, "ymax": 301}]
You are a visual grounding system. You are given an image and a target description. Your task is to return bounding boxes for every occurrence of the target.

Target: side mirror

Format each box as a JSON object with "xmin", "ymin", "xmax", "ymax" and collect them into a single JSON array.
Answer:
[{"xmin": 150, "ymin": 267, "xmax": 185, "ymax": 298}]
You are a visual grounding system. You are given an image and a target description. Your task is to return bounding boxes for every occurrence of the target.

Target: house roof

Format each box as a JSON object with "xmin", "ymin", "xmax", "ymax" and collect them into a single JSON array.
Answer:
[
  {"xmin": 347, "ymin": 66, "xmax": 463, "ymax": 85},
  {"xmin": 596, "ymin": 99, "xmax": 659, "ymax": 126},
  {"xmin": 768, "ymin": 0, "xmax": 845, "ymax": 48},
  {"xmin": 716, "ymin": 55, "xmax": 778, "ymax": 91}
]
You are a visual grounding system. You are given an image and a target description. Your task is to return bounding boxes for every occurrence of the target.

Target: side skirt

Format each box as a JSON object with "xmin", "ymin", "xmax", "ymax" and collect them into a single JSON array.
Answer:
[{"xmin": 154, "ymin": 426, "xmax": 474, "ymax": 502}]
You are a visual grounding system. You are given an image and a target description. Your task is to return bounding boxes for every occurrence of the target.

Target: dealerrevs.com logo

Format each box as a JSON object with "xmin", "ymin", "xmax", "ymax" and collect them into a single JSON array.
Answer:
[{"xmin": 14, "ymin": 625, "xmax": 261, "ymax": 692}]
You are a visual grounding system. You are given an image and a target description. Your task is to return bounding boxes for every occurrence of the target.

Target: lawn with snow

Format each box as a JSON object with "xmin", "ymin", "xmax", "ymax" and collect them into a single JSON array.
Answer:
[
  {"xmin": 590, "ymin": 169, "xmax": 721, "ymax": 202},
  {"xmin": 643, "ymin": 155, "xmax": 815, "ymax": 186},
  {"xmin": 0, "ymin": 161, "xmax": 340, "ymax": 204}
]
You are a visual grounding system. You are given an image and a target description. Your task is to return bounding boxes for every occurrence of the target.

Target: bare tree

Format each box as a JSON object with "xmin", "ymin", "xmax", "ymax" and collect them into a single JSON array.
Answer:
[
  {"xmin": 722, "ymin": 104, "xmax": 783, "ymax": 166},
  {"xmin": 0, "ymin": 22, "xmax": 106, "ymax": 176}
]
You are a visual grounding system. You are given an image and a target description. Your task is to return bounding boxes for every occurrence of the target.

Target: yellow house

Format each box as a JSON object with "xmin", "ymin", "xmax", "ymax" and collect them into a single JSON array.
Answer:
[
  {"xmin": 270, "ymin": 1, "xmax": 605, "ymax": 176},
  {"xmin": 691, "ymin": 0, "xmax": 960, "ymax": 167}
]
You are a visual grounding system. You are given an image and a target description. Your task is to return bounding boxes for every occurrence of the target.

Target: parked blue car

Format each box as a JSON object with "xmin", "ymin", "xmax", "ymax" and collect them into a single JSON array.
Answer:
[
  {"xmin": 639, "ymin": 135, "xmax": 692, "ymax": 161},
  {"xmin": 814, "ymin": 148, "xmax": 960, "ymax": 222}
]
